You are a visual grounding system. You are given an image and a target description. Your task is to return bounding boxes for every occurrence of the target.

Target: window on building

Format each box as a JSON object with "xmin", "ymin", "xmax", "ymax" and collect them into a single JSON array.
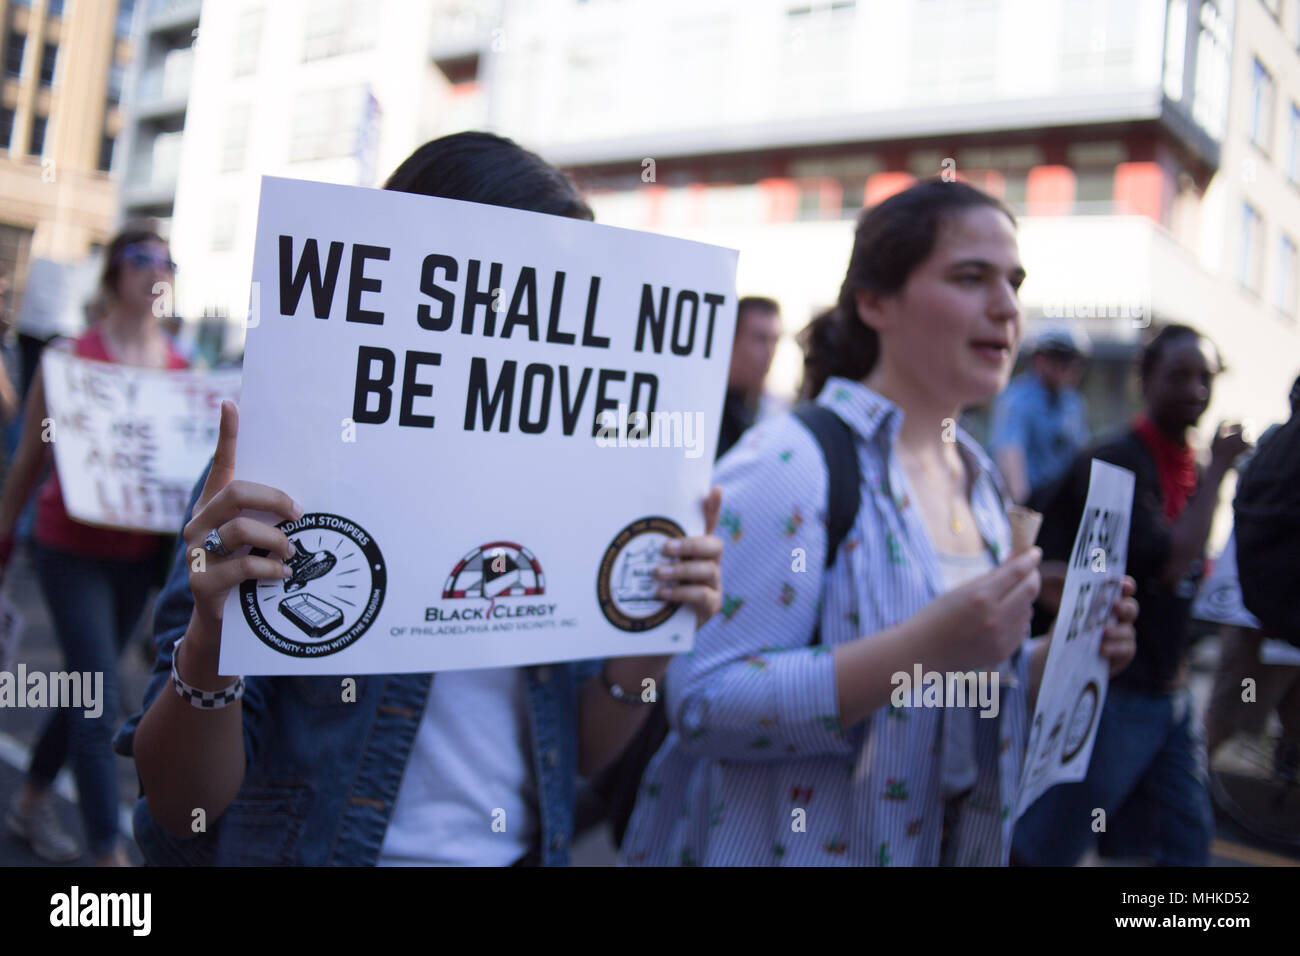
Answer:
[
  {"xmin": 1240, "ymin": 202, "xmax": 1265, "ymax": 293},
  {"xmin": 1163, "ymin": 0, "xmax": 1187, "ymax": 101},
  {"xmin": 5, "ymin": 32, "xmax": 25, "ymax": 78},
  {"xmin": 303, "ymin": 0, "xmax": 377, "ymax": 61},
  {"xmin": 28, "ymin": 114, "xmax": 45, "ymax": 156},
  {"xmin": 232, "ymin": 8, "xmax": 265, "ymax": 77},
  {"xmin": 98, "ymin": 133, "xmax": 115, "ymax": 172},
  {"xmin": 909, "ymin": 0, "xmax": 998, "ymax": 101},
  {"xmin": 38, "ymin": 42, "xmax": 56, "ymax": 86},
  {"xmin": 115, "ymin": 0, "xmax": 137, "ymax": 39},
  {"xmin": 107, "ymin": 61, "xmax": 125, "ymax": 104},
  {"xmin": 47, "ymin": 0, "xmax": 64, "ymax": 17},
  {"xmin": 1193, "ymin": 1, "xmax": 1230, "ymax": 139},
  {"xmin": 1250, "ymin": 57, "xmax": 1274, "ymax": 152},
  {"xmin": 211, "ymin": 202, "xmax": 238, "ymax": 252},
  {"xmin": 1290, "ymin": 103, "xmax": 1300, "ymax": 183},
  {"xmin": 0, "ymin": 108, "xmax": 13, "ymax": 150},
  {"xmin": 289, "ymin": 87, "xmax": 363, "ymax": 162},
  {"xmin": 1074, "ymin": 166, "xmax": 1115, "ymax": 210},
  {"xmin": 221, "ymin": 103, "xmax": 250, "ymax": 172},
  {"xmin": 1277, "ymin": 235, "xmax": 1297, "ymax": 316}
]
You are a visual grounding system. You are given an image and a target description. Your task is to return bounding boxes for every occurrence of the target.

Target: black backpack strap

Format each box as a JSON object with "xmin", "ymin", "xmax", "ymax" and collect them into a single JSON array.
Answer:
[
  {"xmin": 792, "ymin": 403, "xmax": 862, "ymax": 646},
  {"xmin": 793, "ymin": 404, "xmax": 861, "ymax": 568}
]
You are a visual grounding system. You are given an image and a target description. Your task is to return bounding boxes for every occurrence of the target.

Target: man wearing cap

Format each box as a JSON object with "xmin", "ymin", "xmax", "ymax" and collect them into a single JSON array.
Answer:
[{"xmin": 990, "ymin": 323, "xmax": 1091, "ymax": 505}]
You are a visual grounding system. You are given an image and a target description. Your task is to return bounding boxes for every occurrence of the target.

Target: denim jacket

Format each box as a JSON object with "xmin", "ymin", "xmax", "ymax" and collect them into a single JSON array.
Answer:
[{"xmin": 113, "ymin": 464, "xmax": 600, "ymax": 866}]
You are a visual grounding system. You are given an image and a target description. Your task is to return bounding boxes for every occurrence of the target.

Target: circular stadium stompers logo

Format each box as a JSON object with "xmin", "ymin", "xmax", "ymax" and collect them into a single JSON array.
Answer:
[
  {"xmin": 240, "ymin": 512, "xmax": 386, "ymax": 658},
  {"xmin": 1061, "ymin": 680, "xmax": 1100, "ymax": 763},
  {"xmin": 597, "ymin": 516, "xmax": 684, "ymax": 632}
]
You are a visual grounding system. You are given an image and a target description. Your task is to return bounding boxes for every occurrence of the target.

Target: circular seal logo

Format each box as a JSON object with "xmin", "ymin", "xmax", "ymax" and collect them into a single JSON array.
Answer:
[
  {"xmin": 240, "ymin": 512, "xmax": 386, "ymax": 658},
  {"xmin": 1061, "ymin": 680, "xmax": 1100, "ymax": 763},
  {"xmin": 596, "ymin": 516, "xmax": 684, "ymax": 632}
]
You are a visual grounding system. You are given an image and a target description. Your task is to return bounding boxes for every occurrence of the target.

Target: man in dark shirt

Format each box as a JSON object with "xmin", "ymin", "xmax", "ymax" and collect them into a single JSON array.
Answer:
[
  {"xmin": 1013, "ymin": 325, "xmax": 1249, "ymax": 866},
  {"xmin": 716, "ymin": 296, "xmax": 782, "ymax": 459}
]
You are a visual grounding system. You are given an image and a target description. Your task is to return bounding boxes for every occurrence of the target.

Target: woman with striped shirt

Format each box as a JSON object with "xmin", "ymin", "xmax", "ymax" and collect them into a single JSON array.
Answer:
[{"xmin": 621, "ymin": 179, "xmax": 1137, "ymax": 866}]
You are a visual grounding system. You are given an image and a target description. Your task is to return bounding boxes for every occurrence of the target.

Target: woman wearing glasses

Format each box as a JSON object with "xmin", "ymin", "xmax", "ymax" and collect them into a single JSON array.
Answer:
[{"xmin": 0, "ymin": 227, "xmax": 186, "ymax": 866}]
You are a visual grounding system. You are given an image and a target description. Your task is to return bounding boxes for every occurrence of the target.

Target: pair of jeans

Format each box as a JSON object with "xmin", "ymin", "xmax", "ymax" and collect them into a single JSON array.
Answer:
[
  {"xmin": 27, "ymin": 545, "xmax": 155, "ymax": 856},
  {"xmin": 1012, "ymin": 685, "xmax": 1214, "ymax": 866}
]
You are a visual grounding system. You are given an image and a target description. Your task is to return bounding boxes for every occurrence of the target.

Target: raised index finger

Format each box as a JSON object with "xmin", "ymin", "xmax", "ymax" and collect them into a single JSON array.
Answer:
[{"xmin": 197, "ymin": 400, "xmax": 239, "ymax": 511}]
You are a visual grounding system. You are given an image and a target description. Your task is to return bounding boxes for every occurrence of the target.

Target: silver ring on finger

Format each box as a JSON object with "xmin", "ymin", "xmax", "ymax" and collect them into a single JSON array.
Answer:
[{"xmin": 203, "ymin": 528, "xmax": 232, "ymax": 558}]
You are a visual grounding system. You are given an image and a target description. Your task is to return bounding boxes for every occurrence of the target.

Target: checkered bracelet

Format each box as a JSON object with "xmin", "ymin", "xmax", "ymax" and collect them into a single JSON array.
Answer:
[{"xmin": 171, "ymin": 638, "xmax": 245, "ymax": 710}]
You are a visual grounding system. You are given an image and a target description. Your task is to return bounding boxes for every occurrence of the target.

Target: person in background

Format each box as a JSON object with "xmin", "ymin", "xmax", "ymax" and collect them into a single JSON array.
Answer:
[
  {"xmin": 118, "ymin": 132, "xmax": 724, "ymax": 866},
  {"xmin": 0, "ymin": 227, "xmax": 187, "ymax": 866},
  {"xmin": 1014, "ymin": 324, "xmax": 1250, "ymax": 867},
  {"xmin": 581, "ymin": 298, "xmax": 784, "ymax": 843},
  {"xmin": 621, "ymin": 179, "xmax": 1135, "ymax": 867},
  {"xmin": 716, "ymin": 296, "xmax": 784, "ymax": 459},
  {"xmin": 989, "ymin": 323, "xmax": 1090, "ymax": 505},
  {"xmin": 0, "ymin": 277, "xmax": 19, "ymax": 426},
  {"xmin": 1205, "ymin": 373, "xmax": 1300, "ymax": 781}
]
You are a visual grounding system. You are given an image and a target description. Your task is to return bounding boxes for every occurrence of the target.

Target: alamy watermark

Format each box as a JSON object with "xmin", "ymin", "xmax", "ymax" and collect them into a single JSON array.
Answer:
[
  {"xmin": 890, "ymin": 665, "xmax": 1000, "ymax": 718},
  {"xmin": 50, "ymin": 886, "xmax": 150, "ymax": 935},
  {"xmin": 595, "ymin": 403, "xmax": 707, "ymax": 459},
  {"xmin": 1040, "ymin": 298, "xmax": 1149, "ymax": 328},
  {"xmin": 0, "ymin": 665, "xmax": 103, "ymax": 718}
]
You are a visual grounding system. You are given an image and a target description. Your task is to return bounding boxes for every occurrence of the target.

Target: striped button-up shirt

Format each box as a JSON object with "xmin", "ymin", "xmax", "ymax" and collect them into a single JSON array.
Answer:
[{"xmin": 620, "ymin": 378, "xmax": 1032, "ymax": 866}]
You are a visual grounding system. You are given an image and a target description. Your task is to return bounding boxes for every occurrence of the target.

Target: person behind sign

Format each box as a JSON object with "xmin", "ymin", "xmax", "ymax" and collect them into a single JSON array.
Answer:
[
  {"xmin": 1205, "ymin": 374, "xmax": 1300, "ymax": 781},
  {"xmin": 1013, "ymin": 324, "xmax": 1250, "ymax": 866},
  {"xmin": 116, "ymin": 131, "xmax": 724, "ymax": 866},
  {"xmin": 988, "ymin": 322, "xmax": 1091, "ymax": 506},
  {"xmin": 0, "ymin": 226, "xmax": 186, "ymax": 866},
  {"xmin": 619, "ymin": 179, "xmax": 1137, "ymax": 867},
  {"xmin": 716, "ymin": 296, "xmax": 785, "ymax": 459}
]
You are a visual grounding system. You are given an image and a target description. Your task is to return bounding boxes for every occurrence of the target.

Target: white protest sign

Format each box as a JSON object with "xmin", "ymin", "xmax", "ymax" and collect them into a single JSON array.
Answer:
[
  {"xmin": 219, "ymin": 177, "xmax": 738, "ymax": 675},
  {"xmin": 0, "ymin": 590, "xmax": 24, "ymax": 674},
  {"xmin": 40, "ymin": 349, "xmax": 242, "ymax": 533},
  {"xmin": 1190, "ymin": 530, "xmax": 1261, "ymax": 629},
  {"xmin": 1190, "ymin": 531, "xmax": 1300, "ymax": 664},
  {"xmin": 16, "ymin": 258, "xmax": 97, "ymax": 340},
  {"xmin": 1260, "ymin": 638, "xmax": 1300, "ymax": 666},
  {"xmin": 1015, "ymin": 459, "xmax": 1134, "ymax": 820}
]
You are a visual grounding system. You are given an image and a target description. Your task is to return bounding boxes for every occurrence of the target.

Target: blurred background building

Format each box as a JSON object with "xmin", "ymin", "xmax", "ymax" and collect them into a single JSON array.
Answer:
[
  {"xmin": 162, "ymin": 0, "xmax": 450, "ymax": 362},
  {"xmin": 0, "ymin": 0, "xmax": 133, "ymax": 311},
  {"xmin": 463, "ymin": 0, "xmax": 1293, "ymax": 549},
  {"xmin": 5, "ymin": 0, "xmax": 1299, "ymax": 501},
  {"xmin": 116, "ymin": 0, "xmax": 199, "ymax": 232}
]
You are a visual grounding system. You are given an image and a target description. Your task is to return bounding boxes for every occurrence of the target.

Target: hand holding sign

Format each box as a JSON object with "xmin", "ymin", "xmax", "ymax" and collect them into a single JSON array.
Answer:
[
  {"xmin": 657, "ymin": 485, "xmax": 723, "ymax": 627},
  {"xmin": 1098, "ymin": 575, "xmax": 1137, "ymax": 676},
  {"xmin": 1015, "ymin": 459, "xmax": 1135, "ymax": 820},
  {"xmin": 183, "ymin": 401, "xmax": 302, "ymax": 629},
  {"xmin": 604, "ymin": 486, "xmax": 725, "ymax": 694}
]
